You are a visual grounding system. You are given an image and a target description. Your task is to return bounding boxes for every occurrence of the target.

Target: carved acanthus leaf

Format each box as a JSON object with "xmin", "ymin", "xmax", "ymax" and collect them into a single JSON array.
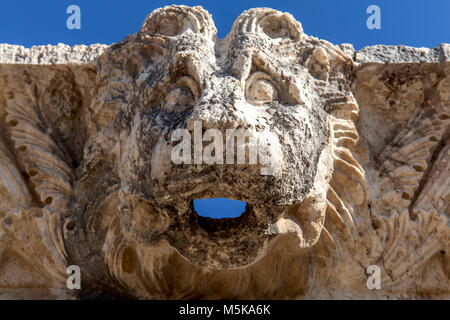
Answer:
[
  {"xmin": 377, "ymin": 106, "xmax": 449, "ymax": 215},
  {"xmin": 370, "ymin": 209, "xmax": 447, "ymax": 289},
  {"xmin": 0, "ymin": 74, "xmax": 75, "ymax": 282}
]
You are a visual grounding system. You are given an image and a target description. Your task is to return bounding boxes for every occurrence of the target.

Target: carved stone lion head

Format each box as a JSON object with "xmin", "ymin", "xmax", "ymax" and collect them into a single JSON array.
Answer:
[
  {"xmin": 73, "ymin": 5, "xmax": 360, "ymax": 298},
  {"xmin": 88, "ymin": 5, "xmax": 353, "ymax": 272}
]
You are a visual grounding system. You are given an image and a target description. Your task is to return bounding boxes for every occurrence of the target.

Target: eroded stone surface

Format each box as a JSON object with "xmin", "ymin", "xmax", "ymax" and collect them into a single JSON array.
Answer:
[
  {"xmin": 0, "ymin": 43, "xmax": 107, "ymax": 64},
  {"xmin": 0, "ymin": 5, "xmax": 448, "ymax": 299}
]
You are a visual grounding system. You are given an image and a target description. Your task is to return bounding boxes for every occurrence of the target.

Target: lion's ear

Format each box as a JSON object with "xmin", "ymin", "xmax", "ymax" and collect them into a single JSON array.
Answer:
[
  {"xmin": 305, "ymin": 42, "xmax": 353, "ymax": 82},
  {"xmin": 230, "ymin": 8, "xmax": 303, "ymax": 41},
  {"xmin": 139, "ymin": 5, "xmax": 217, "ymax": 38},
  {"xmin": 305, "ymin": 47, "xmax": 330, "ymax": 81}
]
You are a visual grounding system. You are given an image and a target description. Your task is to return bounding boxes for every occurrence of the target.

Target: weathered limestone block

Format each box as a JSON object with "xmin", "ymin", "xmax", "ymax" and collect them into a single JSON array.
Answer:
[{"xmin": 0, "ymin": 5, "xmax": 448, "ymax": 299}]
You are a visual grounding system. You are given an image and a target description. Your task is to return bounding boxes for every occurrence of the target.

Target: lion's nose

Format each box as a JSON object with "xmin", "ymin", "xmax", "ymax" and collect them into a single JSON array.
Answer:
[{"xmin": 186, "ymin": 77, "xmax": 251, "ymax": 132}]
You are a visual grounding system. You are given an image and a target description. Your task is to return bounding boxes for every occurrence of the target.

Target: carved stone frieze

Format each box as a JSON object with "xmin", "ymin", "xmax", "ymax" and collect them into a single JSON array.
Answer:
[{"xmin": 0, "ymin": 6, "xmax": 448, "ymax": 299}]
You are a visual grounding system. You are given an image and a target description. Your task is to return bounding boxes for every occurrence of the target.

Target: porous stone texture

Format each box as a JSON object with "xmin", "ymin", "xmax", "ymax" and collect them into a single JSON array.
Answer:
[
  {"xmin": 0, "ymin": 5, "xmax": 448, "ymax": 299},
  {"xmin": 0, "ymin": 43, "xmax": 107, "ymax": 64}
]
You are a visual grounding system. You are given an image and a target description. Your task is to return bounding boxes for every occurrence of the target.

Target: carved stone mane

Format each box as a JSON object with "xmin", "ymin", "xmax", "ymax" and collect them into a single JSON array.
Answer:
[{"xmin": 0, "ymin": 6, "xmax": 448, "ymax": 299}]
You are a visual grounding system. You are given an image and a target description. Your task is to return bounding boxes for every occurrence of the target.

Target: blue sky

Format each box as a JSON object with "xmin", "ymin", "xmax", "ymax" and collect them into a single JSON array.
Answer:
[
  {"xmin": 1, "ymin": 1, "xmax": 448, "ymax": 218},
  {"xmin": 0, "ymin": 0, "xmax": 448, "ymax": 50}
]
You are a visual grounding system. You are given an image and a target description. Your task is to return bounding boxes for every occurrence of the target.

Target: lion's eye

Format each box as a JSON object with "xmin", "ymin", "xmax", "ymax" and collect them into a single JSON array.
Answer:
[
  {"xmin": 245, "ymin": 72, "xmax": 278, "ymax": 105},
  {"xmin": 164, "ymin": 87, "xmax": 195, "ymax": 112}
]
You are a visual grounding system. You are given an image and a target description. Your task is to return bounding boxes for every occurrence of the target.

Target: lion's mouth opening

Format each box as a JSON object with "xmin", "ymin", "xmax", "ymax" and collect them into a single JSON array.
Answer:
[
  {"xmin": 190, "ymin": 198, "xmax": 249, "ymax": 233},
  {"xmin": 160, "ymin": 197, "xmax": 274, "ymax": 269},
  {"xmin": 120, "ymin": 165, "xmax": 316, "ymax": 269},
  {"xmin": 119, "ymin": 186, "xmax": 313, "ymax": 270},
  {"xmin": 193, "ymin": 198, "xmax": 247, "ymax": 219}
]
